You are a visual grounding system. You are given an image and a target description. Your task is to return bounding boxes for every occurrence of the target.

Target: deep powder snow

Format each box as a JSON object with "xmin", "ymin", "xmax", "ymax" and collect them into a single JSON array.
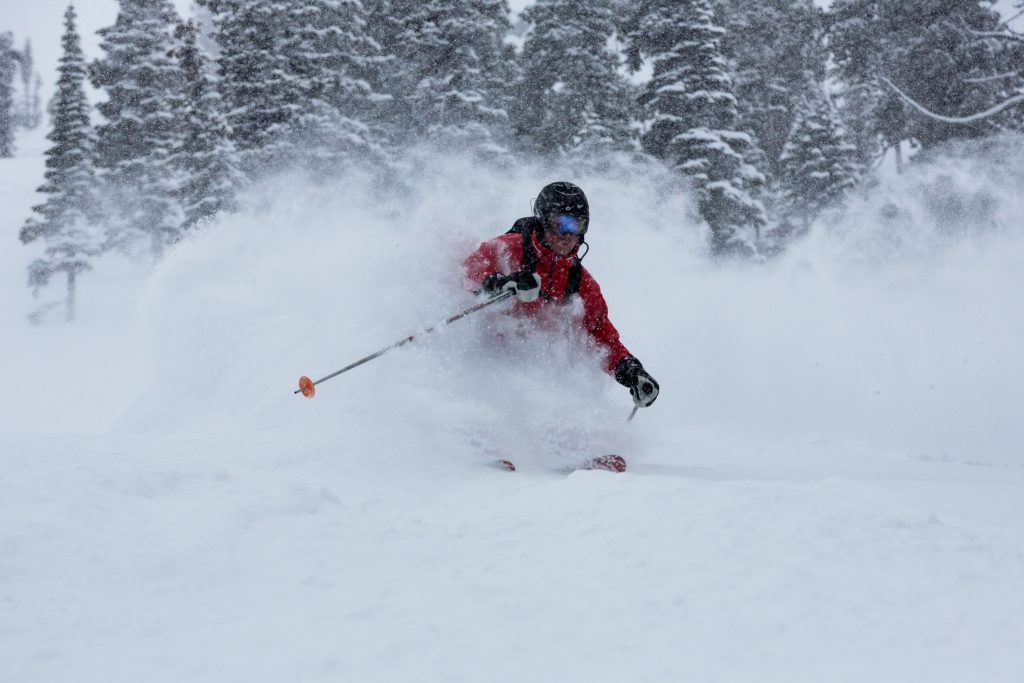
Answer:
[{"xmin": 2, "ymin": 127, "xmax": 1023, "ymax": 681}]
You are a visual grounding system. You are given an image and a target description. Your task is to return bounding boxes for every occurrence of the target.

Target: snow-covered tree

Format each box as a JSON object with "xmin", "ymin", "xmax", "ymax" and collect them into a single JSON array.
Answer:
[
  {"xmin": 713, "ymin": 0, "xmax": 824, "ymax": 177},
  {"xmin": 172, "ymin": 21, "xmax": 243, "ymax": 229},
  {"xmin": 0, "ymin": 32, "xmax": 15, "ymax": 157},
  {"xmin": 777, "ymin": 81, "xmax": 861, "ymax": 235},
  {"xmin": 202, "ymin": 0, "xmax": 386, "ymax": 174},
  {"xmin": 19, "ymin": 5, "xmax": 102, "ymax": 322},
  {"xmin": 628, "ymin": 0, "xmax": 768, "ymax": 257},
  {"xmin": 370, "ymin": 0, "xmax": 516, "ymax": 157},
  {"xmin": 91, "ymin": 0, "xmax": 185, "ymax": 259},
  {"xmin": 281, "ymin": 0, "xmax": 388, "ymax": 172},
  {"xmin": 871, "ymin": 12, "xmax": 1024, "ymax": 139},
  {"xmin": 513, "ymin": 0, "xmax": 637, "ymax": 159},
  {"xmin": 199, "ymin": 0, "xmax": 294, "ymax": 163},
  {"xmin": 14, "ymin": 39, "xmax": 43, "ymax": 130},
  {"xmin": 829, "ymin": 0, "xmax": 1011, "ymax": 158}
]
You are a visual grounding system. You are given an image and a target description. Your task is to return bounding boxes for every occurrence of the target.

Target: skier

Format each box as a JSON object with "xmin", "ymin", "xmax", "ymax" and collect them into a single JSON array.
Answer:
[{"xmin": 464, "ymin": 182, "xmax": 660, "ymax": 470}]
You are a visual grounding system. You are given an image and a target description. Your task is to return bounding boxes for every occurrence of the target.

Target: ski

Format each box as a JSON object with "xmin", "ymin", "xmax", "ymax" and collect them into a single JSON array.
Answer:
[
  {"xmin": 581, "ymin": 454, "xmax": 627, "ymax": 473},
  {"xmin": 489, "ymin": 455, "xmax": 627, "ymax": 474}
]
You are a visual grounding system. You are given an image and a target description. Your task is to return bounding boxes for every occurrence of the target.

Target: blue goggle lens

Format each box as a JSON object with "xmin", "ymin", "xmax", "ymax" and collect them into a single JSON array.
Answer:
[{"xmin": 550, "ymin": 214, "xmax": 586, "ymax": 236}]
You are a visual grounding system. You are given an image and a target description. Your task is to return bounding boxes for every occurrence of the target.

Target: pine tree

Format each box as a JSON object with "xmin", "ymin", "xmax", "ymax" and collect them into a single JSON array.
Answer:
[
  {"xmin": 14, "ymin": 39, "xmax": 44, "ymax": 129},
  {"xmin": 91, "ymin": 0, "xmax": 185, "ymax": 259},
  {"xmin": 370, "ymin": 0, "xmax": 516, "ymax": 157},
  {"xmin": 281, "ymin": 0, "xmax": 388, "ymax": 172},
  {"xmin": 629, "ymin": 0, "xmax": 768, "ymax": 257},
  {"xmin": 0, "ymin": 32, "xmax": 15, "ymax": 157},
  {"xmin": 19, "ymin": 5, "xmax": 102, "ymax": 322},
  {"xmin": 777, "ymin": 80, "xmax": 861, "ymax": 236},
  {"xmin": 172, "ymin": 21, "xmax": 243, "ymax": 228},
  {"xmin": 514, "ymin": 0, "xmax": 636, "ymax": 159},
  {"xmin": 713, "ymin": 0, "xmax": 824, "ymax": 178},
  {"xmin": 203, "ymin": 0, "xmax": 386, "ymax": 174},
  {"xmin": 199, "ymin": 0, "xmax": 297, "ymax": 163},
  {"xmin": 829, "ymin": 0, "xmax": 1008, "ymax": 156}
]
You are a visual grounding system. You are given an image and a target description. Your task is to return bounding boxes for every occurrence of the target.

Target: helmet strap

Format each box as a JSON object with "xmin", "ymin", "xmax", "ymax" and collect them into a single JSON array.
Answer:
[{"xmin": 576, "ymin": 240, "xmax": 589, "ymax": 261}]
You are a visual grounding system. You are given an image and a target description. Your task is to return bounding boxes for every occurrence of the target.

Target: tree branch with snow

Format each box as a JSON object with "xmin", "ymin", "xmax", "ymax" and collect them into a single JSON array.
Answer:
[{"xmin": 878, "ymin": 77, "xmax": 1024, "ymax": 125}]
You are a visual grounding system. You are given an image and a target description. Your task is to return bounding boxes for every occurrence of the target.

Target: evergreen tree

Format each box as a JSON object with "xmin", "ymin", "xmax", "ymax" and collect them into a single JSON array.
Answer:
[
  {"xmin": 91, "ymin": 0, "xmax": 185, "ymax": 259},
  {"xmin": 14, "ymin": 39, "xmax": 44, "ymax": 129},
  {"xmin": 19, "ymin": 5, "xmax": 102, "ymax": 322},
  {"xmin": 777, "ymin": 80, "xmax": 861, "ymax": 236},
  {"xmin": 833, "ymin": 76, "xmax": 884, "ymax": 169},
  {"xmin": 0, "ymin": 32, "xmax": 15, "ymax": 157},
  {"xmin": 281, "ymin": 0, "xmax": 388, "ymax": 171},
  {"xmin": 172, "ymin": 21, "xmax": 244, "ymax": 228},
  {"xmin": 363, "ymin": 0, "xmax": 402, "ymax": 147},
  {"xmin": 370, "ymin": 0, "xmax": 516, "ymax": 157},
  {"xmin": 202, "ymin": 0, "xmax": 386, "ymax": 174},
  {"xmin": 199, "ymin": 0, "xmax": 296, "ymax": 163},
  {"xmin": 829, "ymin": 0, "xmax": 1008, "ymax": 156},
  {"xmin": 713, "ymin": 0, "xmax": 824, "ymax": 178},
  {"xmin": 629, "ymin": 0, "xmax": 768, "ymax": 257},
  {"xmin": 514, "ymin": 0, "xmax": 636, "ymax": 159}
]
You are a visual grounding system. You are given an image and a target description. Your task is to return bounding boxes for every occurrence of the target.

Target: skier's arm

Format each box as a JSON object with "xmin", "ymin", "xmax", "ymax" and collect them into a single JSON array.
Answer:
[
  {"xmin": 578, "ymin": 273, "xmax": 632, "ymax": 374},
  {"xmin": 464, "ymin": 235, "xmax": 538, "ymax": 300},
  {"xmin": 580, "ymin": 273, "xmax": 659, "ymax": 407},
  {"xmin": 464, "ymin": 241, "xmax": 499, "ymax": 287}
]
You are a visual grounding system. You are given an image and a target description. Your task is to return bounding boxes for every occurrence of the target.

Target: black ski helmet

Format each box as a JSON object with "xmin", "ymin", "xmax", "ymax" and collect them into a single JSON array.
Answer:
[{"xmin": 533, "ymin": 181, "xmax": 589, "ymax": 238}]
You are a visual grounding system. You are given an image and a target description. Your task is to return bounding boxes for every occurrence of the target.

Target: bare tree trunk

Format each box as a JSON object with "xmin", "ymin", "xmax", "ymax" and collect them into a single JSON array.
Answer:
[
  {"xmin": 66, "ymin": 268, "xmax": 76, "ymax": 323},
  {"xmin": 894, "ymin": 142, "xmax": 903, "ymax": 175}
]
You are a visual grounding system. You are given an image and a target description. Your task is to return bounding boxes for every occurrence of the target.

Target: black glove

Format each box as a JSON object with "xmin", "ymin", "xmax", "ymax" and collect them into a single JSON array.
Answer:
[
  {"xmin": 614, "ymin": 356, "xmax": 660, "ymax": 408},
  {"xmin": 481, "ymin": 270, "xmax": 542, "ymax": 302}
]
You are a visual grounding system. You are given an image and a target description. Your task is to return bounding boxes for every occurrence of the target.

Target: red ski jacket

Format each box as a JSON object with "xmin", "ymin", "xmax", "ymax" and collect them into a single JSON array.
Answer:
[{"xmin": 464, "ymin": 223, "xmax": 632, "ymax": 374}]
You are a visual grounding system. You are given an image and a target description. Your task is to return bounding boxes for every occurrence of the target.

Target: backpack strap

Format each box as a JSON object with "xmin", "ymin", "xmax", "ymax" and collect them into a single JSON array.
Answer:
[
  {"xmin": 565, "ymin": 258, "xmax": 582, "ymax": 298},
  {"xmin": 564, "ymin": 240, "xmax": 588, "ymax": 299},
  {"xmin": 508, "ymin": 216, "xmax": 539, "ymax": 275},
  {"xmin": 507, "ymin": 217, "xmax": 584, "ymax": 301}
]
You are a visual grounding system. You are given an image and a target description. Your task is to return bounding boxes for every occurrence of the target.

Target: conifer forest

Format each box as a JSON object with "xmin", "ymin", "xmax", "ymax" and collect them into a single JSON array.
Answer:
[{"xmin": 4, "ymin": 0, "xmax": 1024, "ymax": 317}]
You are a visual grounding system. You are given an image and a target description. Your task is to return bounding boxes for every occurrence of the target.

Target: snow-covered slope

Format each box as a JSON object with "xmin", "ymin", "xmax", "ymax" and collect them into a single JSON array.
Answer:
[{"xmin": 2, "ymin": 135, "xmax": 1023, "ymax": 682}]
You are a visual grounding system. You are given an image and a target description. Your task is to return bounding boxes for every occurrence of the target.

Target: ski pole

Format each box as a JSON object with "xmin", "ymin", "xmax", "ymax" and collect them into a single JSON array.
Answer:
[{"xmin": 295, "ymin": 289, "xmax": 515, "ymax": 398}]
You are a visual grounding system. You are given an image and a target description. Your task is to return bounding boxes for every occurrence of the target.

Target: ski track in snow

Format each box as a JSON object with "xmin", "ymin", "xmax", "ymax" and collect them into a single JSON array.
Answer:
[{"xmin": 3, "ymin": 125, "xmax": 1024, "ymax": 682}]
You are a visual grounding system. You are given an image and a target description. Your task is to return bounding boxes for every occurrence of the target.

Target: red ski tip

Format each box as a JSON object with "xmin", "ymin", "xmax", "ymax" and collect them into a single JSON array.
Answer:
[
  {"xmin": 496, "ymin": 459, "xmax": 516, "ymax": 472},
  {"xmin": 583, "ymin": 455, "xmax": 627, "ymax": 473},
  {"xmin": 298, "ymin": 375, "xmax": 315, "ymax": 398}
]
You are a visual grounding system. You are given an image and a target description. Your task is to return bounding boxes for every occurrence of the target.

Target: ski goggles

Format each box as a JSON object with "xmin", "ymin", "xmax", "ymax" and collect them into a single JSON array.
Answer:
[{"xmin": 546, "ymin": 213, "xmax": 588, "ymax": 236}]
